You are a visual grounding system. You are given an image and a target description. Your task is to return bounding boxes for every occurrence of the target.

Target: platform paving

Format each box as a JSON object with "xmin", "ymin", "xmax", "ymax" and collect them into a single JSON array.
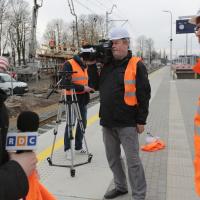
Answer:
[{"xmin": 36, "ymin": 67, "xmax": 200, "ymax": 200}]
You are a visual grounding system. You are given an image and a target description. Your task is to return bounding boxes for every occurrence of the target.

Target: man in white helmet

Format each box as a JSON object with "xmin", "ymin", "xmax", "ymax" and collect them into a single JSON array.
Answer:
[{"xmin": 98, "ymin": 27, "xmax": 151, "ymax": 200}]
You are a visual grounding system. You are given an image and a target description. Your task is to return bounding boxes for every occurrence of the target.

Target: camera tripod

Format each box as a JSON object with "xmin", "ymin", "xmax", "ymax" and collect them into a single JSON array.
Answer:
[{"xmin": 47, "ymin": 83, "xmax": 93, "ymax": 177}]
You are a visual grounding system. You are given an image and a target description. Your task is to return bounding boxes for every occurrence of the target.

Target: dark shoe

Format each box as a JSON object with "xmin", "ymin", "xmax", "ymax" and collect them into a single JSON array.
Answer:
[{"xmin": 104, "ymin": 188, "xmax": 128, "ymax": 199}]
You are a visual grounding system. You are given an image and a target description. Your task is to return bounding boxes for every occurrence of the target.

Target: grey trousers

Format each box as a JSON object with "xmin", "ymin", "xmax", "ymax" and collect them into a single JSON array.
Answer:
[{"xmin": 102, "ymin": 127, "xmax": 146, "ymax": 200}]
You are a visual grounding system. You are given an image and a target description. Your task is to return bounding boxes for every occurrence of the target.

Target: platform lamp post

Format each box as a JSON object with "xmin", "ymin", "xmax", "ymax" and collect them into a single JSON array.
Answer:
[{"xmin": 163, "ymin": 10, "xmax": 173, "ymax": 68}]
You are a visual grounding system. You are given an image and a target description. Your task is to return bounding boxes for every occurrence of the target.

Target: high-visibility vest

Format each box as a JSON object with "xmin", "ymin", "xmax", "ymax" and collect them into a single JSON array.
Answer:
[
  {"xmin": 65, "ymin": 59, "xmax": 88, "ymax": 95},
  {"xmin": 124, "ymin": 57, "xmax": 141, "ymax": 106},
  {"xmin": 26, "ymin": 171, "xmax": 56, "ymax": 200},
  {"xmin": 194, "ymin": 97, "xmax": 200, "ymax": 196}
]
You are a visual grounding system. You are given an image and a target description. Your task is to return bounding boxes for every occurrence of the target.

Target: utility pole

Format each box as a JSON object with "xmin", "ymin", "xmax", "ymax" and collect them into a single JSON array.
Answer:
[
  {"xmin": 106, "ymin": 4, "xmax": 117, "ymax": 39},
  {"xmin": 72, "ymin": 21, "xmax": 75, "ymax": 47},
  {"xmin": 163, "ymin": 10, "xmax": 173, "ymax": 65},
  {"xmin": 56, "ymin": 23, "xmax": 60, "ymax": 51},
  {"xmin": 29, "ymin": 0, "xmax": 43, "ymax": 64},
  {"xmin": 68, "ymin": 0, "xmax": 79, "ymax": 48}
]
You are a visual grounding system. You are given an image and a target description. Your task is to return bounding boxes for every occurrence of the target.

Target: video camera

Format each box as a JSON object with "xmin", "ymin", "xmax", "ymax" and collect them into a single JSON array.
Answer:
[{"xmin": 79, "ymin": 39, "xmax": 113, "ymax": 64}]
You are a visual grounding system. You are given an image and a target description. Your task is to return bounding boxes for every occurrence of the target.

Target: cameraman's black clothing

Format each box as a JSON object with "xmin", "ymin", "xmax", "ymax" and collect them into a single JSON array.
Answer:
[
  {"xmin": 63, "ymin": 55, "xmax": 89, "ymax": 105},
  {"xmin": 99, "ymin": 54, "xmax": 151, "ymax": 127},
  {"xmin": 0, "ymin": 89, "xmax": 28, "ymax": 199}
]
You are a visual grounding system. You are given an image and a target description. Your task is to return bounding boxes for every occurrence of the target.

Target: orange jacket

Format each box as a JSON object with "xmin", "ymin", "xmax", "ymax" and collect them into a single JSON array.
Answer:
[
  {"xmin": 64, "ymin": 59, "xmax": 88, "ymax": 95},
  {"xmin": 193, "ymin": 58, "xmax": 200, "ymax": 74},
  {"xmin": 26, "ymin": 171, "xmax": 56, "ymax": 200},
  {"xmin": 194, "ymin": 97, "xmax": 200, "ymax": 196},
  {"xmin": 124, "ymin": 57, "xmax": 141, "ymax": 106}
]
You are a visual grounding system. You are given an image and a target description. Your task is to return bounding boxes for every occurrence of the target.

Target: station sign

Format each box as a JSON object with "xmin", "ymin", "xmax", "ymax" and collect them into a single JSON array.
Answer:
[{"xmin": 176, "ymin": 19, "xmax": 196, "ymax": 34}]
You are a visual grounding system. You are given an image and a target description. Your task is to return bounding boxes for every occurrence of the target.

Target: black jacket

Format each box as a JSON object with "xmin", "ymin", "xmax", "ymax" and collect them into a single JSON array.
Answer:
[
  {"xmin": 0, "ymin": 89, "xmax": 9, "ymax": 165},
  {"xmin": 99, "ymin": 54, "xmax": 151, "ymax": 127},
  {"xmin": 0, "ymin": 160, "xmax": 29, "ymax": 200},
  {"xmin": 0, "ymin": 89, "xmax": 29, "ymax": 199}
]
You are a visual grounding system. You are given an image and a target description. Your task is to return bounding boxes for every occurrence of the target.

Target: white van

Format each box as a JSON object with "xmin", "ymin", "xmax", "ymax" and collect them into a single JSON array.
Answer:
[{"xmin": 0, "ymin": 73, "xmax": 28, "ymax": 95}]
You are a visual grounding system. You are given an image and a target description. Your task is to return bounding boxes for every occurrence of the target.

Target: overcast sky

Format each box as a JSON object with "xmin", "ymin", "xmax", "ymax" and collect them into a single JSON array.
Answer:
[{"xmin": 29, "ymin": 0, "xmax": 200, "ymax": 57}]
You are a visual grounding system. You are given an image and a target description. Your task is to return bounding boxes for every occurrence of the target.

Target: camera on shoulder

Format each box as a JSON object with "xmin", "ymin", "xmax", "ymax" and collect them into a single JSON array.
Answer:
[{"xmin": 79, "ymin": 39, "xmax": 113, "ymax": 64}]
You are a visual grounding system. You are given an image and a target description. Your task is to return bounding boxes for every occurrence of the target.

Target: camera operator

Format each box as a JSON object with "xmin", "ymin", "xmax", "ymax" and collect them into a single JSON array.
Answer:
[
  {"xmin": 86, "ymin": 27, "xmax": 151, "ymax": 200},
  {"xmin": 63, "ymin": 53, "xmax": 96, "ymax": 158},
  {"xmin": 0, "ymin": 89, "xmax": 37, "ymax": 199}
]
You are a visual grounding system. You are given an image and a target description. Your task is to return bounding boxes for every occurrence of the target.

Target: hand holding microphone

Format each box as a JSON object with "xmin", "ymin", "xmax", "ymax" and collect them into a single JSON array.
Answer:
[
  {"xmin": 6, "ymin": 111, "xmax": 40, "ymax": 177},
  {"xmin": 9, "ymin": 152, "xmax": 37, "ymax": 177}
]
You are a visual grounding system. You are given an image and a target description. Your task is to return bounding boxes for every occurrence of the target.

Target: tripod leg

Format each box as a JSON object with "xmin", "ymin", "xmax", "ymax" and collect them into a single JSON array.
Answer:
[
  {"xmin": 64, "ymin": 94, "xmax": 75, "ymax": 171},
  {"xmin": 71, "ymin": 92, "xmax": 90, "ymax": 155},
  {"xmin": 48, "ymin": 93, "xmax": 64, "ymax": 164}
]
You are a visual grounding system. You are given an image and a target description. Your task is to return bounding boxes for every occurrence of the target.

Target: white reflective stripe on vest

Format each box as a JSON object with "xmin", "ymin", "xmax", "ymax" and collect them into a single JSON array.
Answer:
[
  {"xmin": 124, "ymin": 80, "xmax": 136, "ymax": 84},
  {"xmin": 72, "ymin": 77, "xmax": 88, "ymax": 81},
  {"xmin": 197, "ymin": 106, "xmax": 200, "ymax": 115},
  {"xmin": 124, "ymin": 92, "xmax": 136, "ymax": 97},
  {"xmin": 195, "ymin": 124, "xmax": 200, "ymax": 135}
]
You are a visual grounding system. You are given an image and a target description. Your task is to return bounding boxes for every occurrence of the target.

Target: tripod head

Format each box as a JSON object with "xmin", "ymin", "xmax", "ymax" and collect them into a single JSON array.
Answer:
[{"xmin": 46, "ymin": 70, "xmax": 77, "ymax": 99}]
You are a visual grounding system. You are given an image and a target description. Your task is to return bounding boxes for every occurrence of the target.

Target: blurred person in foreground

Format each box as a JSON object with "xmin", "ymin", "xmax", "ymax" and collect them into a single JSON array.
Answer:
[
  {"xmin": 189, "ymin": 9, "xmax": 200, "ymax": 196},
  {"xmin": 0, "ymin": 88, "xmax": 37, "ymax": 199}
]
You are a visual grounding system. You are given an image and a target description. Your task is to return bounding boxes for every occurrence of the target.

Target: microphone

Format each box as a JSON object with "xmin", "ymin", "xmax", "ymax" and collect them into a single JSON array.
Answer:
[{"xmin": 6, "ymin": 111, "xmax": 39, "ymax": 152}]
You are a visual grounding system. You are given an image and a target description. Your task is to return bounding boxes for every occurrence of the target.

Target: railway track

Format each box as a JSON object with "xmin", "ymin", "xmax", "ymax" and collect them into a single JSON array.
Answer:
[
  {"xmin": 37, "ymin": 92, "xmax": 100, "ymax": 134},
  {"xmin": 8, "ymin": 66, "xmax": 162, "ymax": 134},
  {"xmin": 37, "ymin": 66, "xmax": 162, "ymax": 133}
]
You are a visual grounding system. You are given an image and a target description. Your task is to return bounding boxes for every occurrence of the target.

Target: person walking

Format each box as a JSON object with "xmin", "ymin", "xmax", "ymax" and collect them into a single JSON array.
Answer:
[{"xmin": 189, "ymin": 10, "xmax": 200, "ymax": 196}]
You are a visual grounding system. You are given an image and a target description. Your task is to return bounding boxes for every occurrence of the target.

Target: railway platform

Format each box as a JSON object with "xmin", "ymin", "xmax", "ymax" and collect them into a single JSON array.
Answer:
[{"xmin": 36, "ymin": 66, "xmax": 200, "ymax": 200}]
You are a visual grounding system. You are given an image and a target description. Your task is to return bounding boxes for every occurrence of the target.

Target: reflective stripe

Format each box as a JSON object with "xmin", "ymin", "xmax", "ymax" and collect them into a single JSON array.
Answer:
[
  {"xmin": 124, "ymin": 80, "xmax": 136, "ymax": 84},
  {"xmin": 72, "ymin": 77, "xmax": 88, "ymax": 81},
  {"xmin": 197, "ymin": 106, "xmax": 200, "ymax": 115},
  {"xmin": 124, "ymin": 92, "xmax": 136, "ymax": 97},
  {"xmin": 195, "ymin": 124, "xmax": 200, "ymax": 135}
]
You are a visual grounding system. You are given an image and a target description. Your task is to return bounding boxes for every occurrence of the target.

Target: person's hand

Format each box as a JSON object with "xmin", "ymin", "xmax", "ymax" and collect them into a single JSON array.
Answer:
[
  {"xmin": 136, "ymin": 124, "xmax": 145, "ymax": 134},
  {"xmin": 84, "ymin": 85, "xmax": 95, "ymax": 93},
  {"xmin": 9, "ymin": 152, "xmax": 38, "ymax": 177}
]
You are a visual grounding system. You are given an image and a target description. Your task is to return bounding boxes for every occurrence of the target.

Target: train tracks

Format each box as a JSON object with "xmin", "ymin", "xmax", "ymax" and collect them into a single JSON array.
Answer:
[{"xmin": 37, "ymin": 92, "xmax": 100, "ymax": 134}]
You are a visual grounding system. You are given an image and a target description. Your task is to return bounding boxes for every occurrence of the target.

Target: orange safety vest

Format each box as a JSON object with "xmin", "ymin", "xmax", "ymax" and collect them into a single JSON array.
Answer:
[
  {"xmin": 65, "ymin": 59, "xmax": 88, "ymax": 95},
  {"xmin": 194, "ymin": 97, "xmax": 200, "ymax": 196},
  {"xmin": 26, "ymin": 171, "xmax": 56, "ymax": 200},
  {"xmin": 124, "ymin": 57, "xmax": 141, "ymax": 106}
]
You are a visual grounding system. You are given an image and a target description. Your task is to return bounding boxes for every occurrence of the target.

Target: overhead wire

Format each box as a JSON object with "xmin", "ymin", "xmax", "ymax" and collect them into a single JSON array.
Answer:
[{"xmin": 73, "ymin": 0, "xmax": 96, "ymax": 13}]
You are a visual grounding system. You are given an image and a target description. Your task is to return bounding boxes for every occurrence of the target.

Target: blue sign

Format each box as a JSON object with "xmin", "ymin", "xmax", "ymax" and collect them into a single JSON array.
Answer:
[{"xmin": 176, "ymin": 19, "xmax": 196, "ymax": 34}]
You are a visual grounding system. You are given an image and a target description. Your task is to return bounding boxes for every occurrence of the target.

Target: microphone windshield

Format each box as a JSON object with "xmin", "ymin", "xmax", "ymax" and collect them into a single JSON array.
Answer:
[{"xmin": 17, "ymin": 111, "xmax": 39, "ymax": 132}]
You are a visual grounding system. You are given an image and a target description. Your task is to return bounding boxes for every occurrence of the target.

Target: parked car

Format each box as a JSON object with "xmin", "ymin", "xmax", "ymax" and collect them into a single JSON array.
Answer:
[{"xmin": 0, "ymin": 73, "xmax": 28, "ymax": 95}]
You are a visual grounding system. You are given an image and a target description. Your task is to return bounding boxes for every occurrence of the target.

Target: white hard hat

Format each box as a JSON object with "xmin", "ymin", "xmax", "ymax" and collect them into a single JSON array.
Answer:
[
  {"xmin": 109, "ymin": 27, "xmax": 130, "ymax": 40},
  {"xmin": 189, "ymin": 9, "xmax": 200, "ymax": 25}
]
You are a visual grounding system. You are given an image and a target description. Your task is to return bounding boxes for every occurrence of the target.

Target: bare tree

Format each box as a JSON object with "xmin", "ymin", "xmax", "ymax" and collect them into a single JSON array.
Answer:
[
  {"xmin": 43, "ymin": 19, "xmax": 70, "ymax": 50},
  {"xmin": 136, "ymin": 35, "xmax": 146, "ymax": 57},
  {"xmin": 0, "ymin": 0, "xmax": 9, "ymax": 55},
  {"xmin": 78, "ymin": 14, "xmax": 105, "ymax": 45},
  {"xmin": 145, "ymin": 38, "xmax": 154, "ymax": 64},
  {"xmin": 8, "ymin": 0, "xmax": 32, "ymax": 66}
]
